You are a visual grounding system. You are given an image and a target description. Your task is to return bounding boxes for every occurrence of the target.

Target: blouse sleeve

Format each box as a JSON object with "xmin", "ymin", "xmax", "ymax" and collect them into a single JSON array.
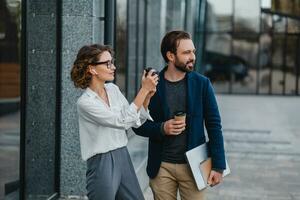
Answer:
[
  {"xmin": 77, "ymin": 84, "xmax": 145, "ymax": 130},
  {"xmin": 115, "ymin": 84, "xmax": 153, "ymax": 128},
  {"xmin": 78, "ymin": 98, "xmax": 142, "ymax": 130}
]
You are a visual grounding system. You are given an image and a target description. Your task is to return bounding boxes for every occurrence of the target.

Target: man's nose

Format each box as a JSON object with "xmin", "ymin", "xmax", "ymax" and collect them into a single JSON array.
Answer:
[{"xmin": 191, "ymin": 52, "xmax": 196, "ymax": 60}]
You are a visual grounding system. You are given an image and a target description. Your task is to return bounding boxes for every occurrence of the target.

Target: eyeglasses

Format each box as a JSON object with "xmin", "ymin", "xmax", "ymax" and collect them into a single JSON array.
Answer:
[{"xmin": 90, "ymin": 59, "xmax": 115, "ymax": 69}]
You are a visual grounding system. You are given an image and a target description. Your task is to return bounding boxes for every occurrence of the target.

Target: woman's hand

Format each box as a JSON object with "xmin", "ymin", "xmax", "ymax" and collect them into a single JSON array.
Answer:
[
  {"xmin": 134, "ymin": 70, "xmax": 158, "ymax": 111},
  {"xmin": 141, "ymin": 70, "xmax": 158, "ymax": 92},
  {"xmin": 143, "ymin": 88, "xmax": 156, "ymax": 109},
  {"xmin": 147, "ymin": 89, "xmax": 156, "ymax": 98}
]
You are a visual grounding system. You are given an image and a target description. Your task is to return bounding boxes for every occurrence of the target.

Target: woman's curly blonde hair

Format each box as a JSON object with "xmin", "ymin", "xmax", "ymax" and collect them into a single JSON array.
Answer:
[{"xmin": 71, "ymin": 44, "xmax": 114, "ymax": 89}]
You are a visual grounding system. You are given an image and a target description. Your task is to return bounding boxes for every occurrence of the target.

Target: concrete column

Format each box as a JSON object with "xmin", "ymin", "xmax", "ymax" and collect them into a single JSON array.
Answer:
[
  {"xmin": 25, "ymin": 0, "xmax": 105, "ymax": 198},
  {"xmin": 25, "ymin": 0, "xmax": 58, "ymax": 198},
  {"xmin": 60, "ymin": 0, "xmax": 104, "ymax": 197}
]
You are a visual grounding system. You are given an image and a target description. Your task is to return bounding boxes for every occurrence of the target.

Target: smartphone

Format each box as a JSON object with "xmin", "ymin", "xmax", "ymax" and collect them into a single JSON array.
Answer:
[{"xmin": 145, "ymin": 67, "xmax": 159, "ymax": 77}]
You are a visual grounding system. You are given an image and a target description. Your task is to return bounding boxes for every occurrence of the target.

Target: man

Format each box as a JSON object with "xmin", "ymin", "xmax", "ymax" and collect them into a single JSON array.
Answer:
[{"xmin": 133, "ymin": 30, "xmax": 226, "ymax": 200}]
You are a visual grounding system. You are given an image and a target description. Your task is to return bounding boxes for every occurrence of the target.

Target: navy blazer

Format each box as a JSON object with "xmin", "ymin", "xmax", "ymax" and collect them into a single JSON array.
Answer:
[{"xmin": 133, "ymin": 67, "xmax": 226, "ymax": 179}]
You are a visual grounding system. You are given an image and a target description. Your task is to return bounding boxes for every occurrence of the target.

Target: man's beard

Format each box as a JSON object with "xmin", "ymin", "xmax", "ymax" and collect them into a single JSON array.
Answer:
[{"xmin": 174, "ymin": 59, "xmax": 194, "ymax": 73}]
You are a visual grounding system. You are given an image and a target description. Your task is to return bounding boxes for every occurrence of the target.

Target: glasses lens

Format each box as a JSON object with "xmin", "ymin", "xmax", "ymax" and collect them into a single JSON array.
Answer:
[{"xmin": 107, "ymin": 59, "xmax": 115, "ymax": 69}]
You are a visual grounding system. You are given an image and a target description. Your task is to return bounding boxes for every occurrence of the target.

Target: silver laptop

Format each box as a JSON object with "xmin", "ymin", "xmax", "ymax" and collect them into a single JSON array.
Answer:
[{"xmin": 185, "ymin": 143, "xmax": 230, "ymax": 191}]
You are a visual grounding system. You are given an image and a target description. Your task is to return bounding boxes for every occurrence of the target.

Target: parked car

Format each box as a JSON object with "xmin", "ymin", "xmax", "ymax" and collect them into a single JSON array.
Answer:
[{"xmin": 204, "ymin": 51, "xmax": 249, "ymax": 82}]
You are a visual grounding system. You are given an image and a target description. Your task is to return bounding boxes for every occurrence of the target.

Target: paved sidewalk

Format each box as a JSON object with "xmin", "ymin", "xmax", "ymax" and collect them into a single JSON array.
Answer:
[
  {"xmin": 0, "ymin": 111, "xmax": 19, "ymax": 200},
  {"xmin": 1, "ymin": 95, "xmax": 300, "ymax": 200},
  {"xmin": 143, "ymin": 95, "xmax": 300, "ymax": 200}
]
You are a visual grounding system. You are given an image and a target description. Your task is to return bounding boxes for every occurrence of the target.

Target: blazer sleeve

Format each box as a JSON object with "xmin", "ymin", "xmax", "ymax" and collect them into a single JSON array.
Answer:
[
  {"xmin": 203, "ymin": 78, "xmax": 226, "ymax": 170},
  {"xmin": 132, "ymin": 93, "xmax": 164, "ymax": 141},
  {"xmin": 132, "ymin": 120, "xmax": 164, "ymax": 141}
]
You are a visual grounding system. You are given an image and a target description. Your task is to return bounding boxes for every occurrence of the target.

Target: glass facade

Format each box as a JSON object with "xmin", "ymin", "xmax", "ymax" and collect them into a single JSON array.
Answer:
[
  {"xmin": 115, "ymin": 0, "xmax": 127, "ymax": 94},
  {"xmin": 0, "ymin": 0, "xmax": 21, "ymax": 199},
  {"xmin": 202, "ymin": 0, "xmax": 300, "ymax": 95}
]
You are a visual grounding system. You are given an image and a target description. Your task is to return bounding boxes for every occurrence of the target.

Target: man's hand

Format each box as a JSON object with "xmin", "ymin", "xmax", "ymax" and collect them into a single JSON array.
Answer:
[
  {"xmin": 207, "ymin": 170, "xmax": 223, "ymax": 187},
  {"xmin": 163, "ymin": 119, "xmax": 186, "ymax": 135}
]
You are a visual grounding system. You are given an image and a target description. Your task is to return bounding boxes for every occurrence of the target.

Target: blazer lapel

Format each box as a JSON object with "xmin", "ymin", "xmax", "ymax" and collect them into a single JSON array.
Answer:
[
  {"xmin": 157, "ymin": 68, "xmax": 170, "ymax": 120},
  {"xmin": 186, "ymin": 72, "xmax": 195, "ymax": 117}
]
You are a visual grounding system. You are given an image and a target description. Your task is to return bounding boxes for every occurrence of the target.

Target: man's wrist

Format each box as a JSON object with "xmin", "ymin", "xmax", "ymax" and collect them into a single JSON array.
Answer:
[
  {"xmin": 160, "ymin": 122, "xmax": 166, "ymax": 136},
  {"xmin": 212, "ymin": 168, "xmax": 224, "ymax": 174}
]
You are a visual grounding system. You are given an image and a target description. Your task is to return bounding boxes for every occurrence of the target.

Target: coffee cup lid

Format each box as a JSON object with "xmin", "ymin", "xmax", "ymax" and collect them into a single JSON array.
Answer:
[{"xmin": 174, "ymin": 111, "xmax": 185, "ymax": 116}]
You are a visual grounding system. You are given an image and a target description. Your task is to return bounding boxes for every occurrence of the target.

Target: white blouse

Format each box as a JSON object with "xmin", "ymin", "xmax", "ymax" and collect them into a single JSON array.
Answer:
[{"xmin": 77, "ymin": 83, "xmax": 152, "ymax": 161}]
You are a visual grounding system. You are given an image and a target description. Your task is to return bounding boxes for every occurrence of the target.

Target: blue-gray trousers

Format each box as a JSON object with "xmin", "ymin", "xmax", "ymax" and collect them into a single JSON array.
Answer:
[{"xmin": 86, "ymin": 147, "xmax": 145, "ymax": 200}]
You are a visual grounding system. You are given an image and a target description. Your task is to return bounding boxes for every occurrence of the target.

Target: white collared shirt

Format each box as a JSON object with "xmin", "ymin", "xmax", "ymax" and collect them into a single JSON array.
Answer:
[{"xmin": 77, "ymin": 83, "xmax": 152, "ymax": 161}]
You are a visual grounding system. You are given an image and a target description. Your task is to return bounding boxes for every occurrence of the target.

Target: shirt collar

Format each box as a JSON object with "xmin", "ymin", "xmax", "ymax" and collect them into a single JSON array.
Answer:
[{"xmin": 85, "ymin": 87, "xmax": 99, "ymax": 98}]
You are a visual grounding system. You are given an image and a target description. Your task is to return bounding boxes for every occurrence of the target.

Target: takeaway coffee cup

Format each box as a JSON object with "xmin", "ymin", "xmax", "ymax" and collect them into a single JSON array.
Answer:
[{"xmin": 174, "ymin": 111, "xmax": 186, "ymax": 121}]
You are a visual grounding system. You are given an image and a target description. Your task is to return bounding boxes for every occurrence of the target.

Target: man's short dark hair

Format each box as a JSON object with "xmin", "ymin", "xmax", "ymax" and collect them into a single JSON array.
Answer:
[{"xmin": 160, "ymin": 30, "xmax": 191, "ymax": 63}]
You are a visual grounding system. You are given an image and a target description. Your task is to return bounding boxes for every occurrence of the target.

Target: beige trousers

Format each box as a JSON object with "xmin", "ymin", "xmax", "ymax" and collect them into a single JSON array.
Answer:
[{"xmin": 149, "ymin": 162, "xmax": 206, "ymax": 200}]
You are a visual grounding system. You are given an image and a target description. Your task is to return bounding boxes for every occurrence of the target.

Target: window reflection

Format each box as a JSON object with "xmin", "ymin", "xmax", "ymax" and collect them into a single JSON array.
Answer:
[
  {"xmin": 115, "ymin": 0, "xmax": 127, "ymax": 95},
  {"xmin": 165, "ymin": 0, "xmax": 186, "ymax": 32},
  {"xmin": 206, "ymin": 0, "xmax": 232, "ymax": 32},
  {"xmin": 234, "ymin": 0, "xmax": 260, "ymax": 33},
  {"xmin": 0, "ymin": 0, "xmax": 21, "ymax": 198},
  {"xmin": 203, "ymin": 0, "xmax": 299, "ymax": 95}
]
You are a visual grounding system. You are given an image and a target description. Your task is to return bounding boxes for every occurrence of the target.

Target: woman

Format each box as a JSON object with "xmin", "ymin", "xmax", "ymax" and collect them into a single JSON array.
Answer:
[{"xmin": 70, "ymin": 44, "xmax": 158, "ymax": 200}]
